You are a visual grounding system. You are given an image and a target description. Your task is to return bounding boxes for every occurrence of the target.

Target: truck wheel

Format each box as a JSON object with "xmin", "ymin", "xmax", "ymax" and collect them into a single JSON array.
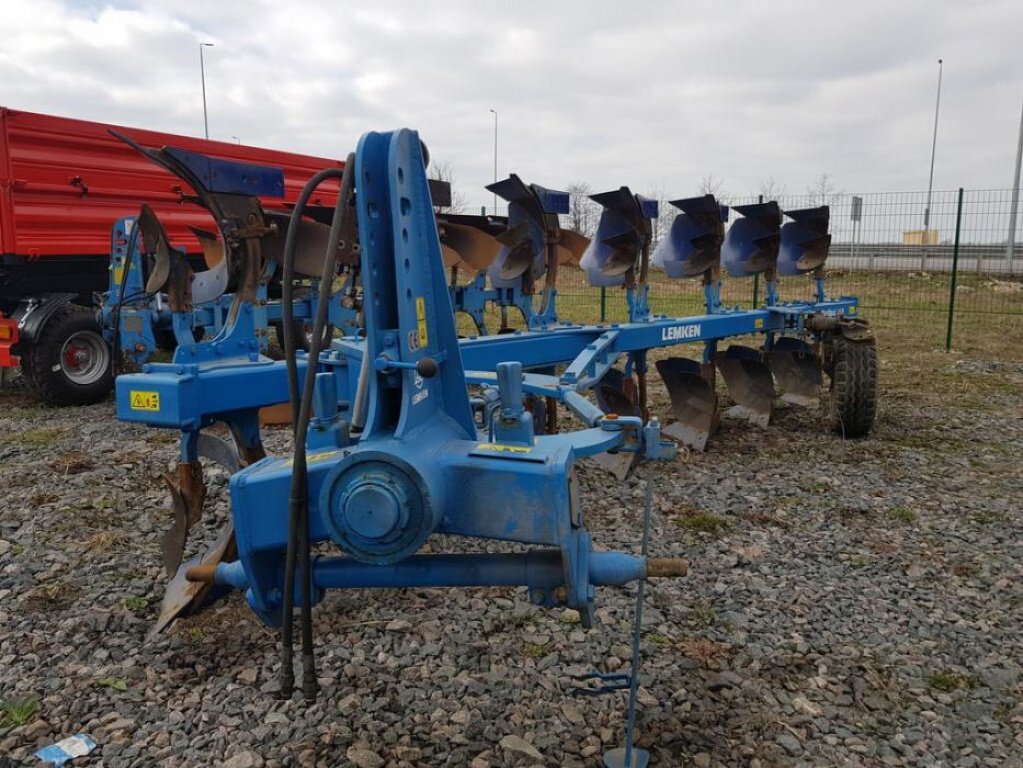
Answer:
[
  {"xmin": 24, "ymin": 305, "xmax": 113, "ymax": 406},
  {"xmin": 826, "ymin": 335, "xmax": 877, "ymax": 438}
]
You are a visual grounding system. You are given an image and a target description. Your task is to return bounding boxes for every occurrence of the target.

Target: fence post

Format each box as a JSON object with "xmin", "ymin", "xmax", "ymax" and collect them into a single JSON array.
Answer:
[
  {"xmin": 945, "ymin": 187, "xmax": 964, "ymax": 352},
  {"xmin": 600, "ymin": 286, "xmax": 607, "ymax": 322}
]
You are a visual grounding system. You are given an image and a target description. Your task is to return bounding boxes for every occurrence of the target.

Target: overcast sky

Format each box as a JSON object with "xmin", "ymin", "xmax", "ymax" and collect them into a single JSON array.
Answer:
[{"xmin": 1, "ymin": 0, "xmax": 1020, "ymax": 208}]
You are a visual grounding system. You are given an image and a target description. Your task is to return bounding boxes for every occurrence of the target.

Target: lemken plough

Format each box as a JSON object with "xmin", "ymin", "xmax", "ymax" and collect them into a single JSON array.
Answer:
[{"xmin": 112, "ymin": 129, "xmax": 876, "ymax": 725}]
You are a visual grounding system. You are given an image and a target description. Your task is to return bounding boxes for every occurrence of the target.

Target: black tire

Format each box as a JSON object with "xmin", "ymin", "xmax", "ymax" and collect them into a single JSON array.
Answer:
[
  {"xmin": 827, "ymin": 335, "xmax": 877, "ymax": 438},
  {"xmin": 23, "ymin": 305, "xmax": 113, "ymax": 406}
]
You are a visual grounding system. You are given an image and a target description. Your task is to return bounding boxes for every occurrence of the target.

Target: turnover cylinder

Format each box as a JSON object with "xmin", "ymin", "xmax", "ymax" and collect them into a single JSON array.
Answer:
[{"xmin": 318, "ymin": 452, "xmax": 439, "ymax": 565}]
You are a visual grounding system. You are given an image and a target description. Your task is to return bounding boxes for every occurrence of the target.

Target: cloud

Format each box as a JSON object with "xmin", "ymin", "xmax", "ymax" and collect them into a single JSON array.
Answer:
[{"xmin": 0, "ymin": 0, "xmax": 1019, "ymax": 209}]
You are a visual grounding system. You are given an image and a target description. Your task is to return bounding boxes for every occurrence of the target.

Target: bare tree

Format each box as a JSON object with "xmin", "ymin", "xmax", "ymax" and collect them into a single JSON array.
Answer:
[
  {"xmin": 428, "ymin": 160, "xmax": 470, "ymax": 214},
  {"xmin": 699, "ymin": 174, "xmax": 731, "ymax": 204},
  {"xmin": 564, "ymin": 182, "xmax": 599, "ymax": 237},
  {"xmin": 644, "ymin": 186, "xmax": 677, "ymax": 248},
  {"xmin": 757, "ymin": 175, "xmax": 787, "ymax": 202},
  {"xmin": 806, "ymin": 173, "xmax": 842, "ymax": 206}
]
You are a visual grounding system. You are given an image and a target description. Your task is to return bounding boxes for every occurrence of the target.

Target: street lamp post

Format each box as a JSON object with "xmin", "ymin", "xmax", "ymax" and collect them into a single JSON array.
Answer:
[
  {"xmin": 199, "ymin": 42, "xmax": 214, "ymax": 140},
  {"xmin": 924, "ymin": 58, "xmax": 943, "ymax": 233},
  {"xmin": 489, "ymin": 108, "xmax": 498, "ymax": 215}
]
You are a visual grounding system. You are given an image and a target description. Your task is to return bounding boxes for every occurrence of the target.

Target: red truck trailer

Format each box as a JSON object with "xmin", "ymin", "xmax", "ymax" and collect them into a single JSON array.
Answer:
[{"xmin": 0, "ymin": 107, "xmax": 342, "ymax": 404}]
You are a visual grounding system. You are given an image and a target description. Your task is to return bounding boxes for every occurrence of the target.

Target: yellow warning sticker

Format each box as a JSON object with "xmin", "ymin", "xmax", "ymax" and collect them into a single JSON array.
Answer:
[
  {"xmin": 754, "ymin": 318, "xmax": 764, "ymax": 329},
  {"xmin": 129, "ymin": 390, "xmax": 160, "ymax": 411},
  {"xmin": 112, "ymin": 266, "xmax": 124, "ymax": 287},
  {"xmin": 475, "ymin": 443, "xmax": 532, "ymax": 454},
  {"xmin": 415, "ymin": 297, "xmax": 428, "ymax": 348},
  {"xmin": 849, "ymin": 306, "xmax": 857, "ymax": 314}
]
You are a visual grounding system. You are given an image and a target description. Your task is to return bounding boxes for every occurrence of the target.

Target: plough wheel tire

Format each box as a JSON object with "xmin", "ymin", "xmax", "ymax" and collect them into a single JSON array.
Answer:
[
  {"xmin": 24, "ymin": 305, "xmax": 113, "ymax": 406},
  {"xmin": 828, "ymin": 336, "xmax": 877, "ymax": 438}
]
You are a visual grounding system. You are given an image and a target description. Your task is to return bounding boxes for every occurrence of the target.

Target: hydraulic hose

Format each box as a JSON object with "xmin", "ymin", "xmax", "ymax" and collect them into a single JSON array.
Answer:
[{"xmin": 278, "ymin": 164, "xmax": 349, "ymax": 699}]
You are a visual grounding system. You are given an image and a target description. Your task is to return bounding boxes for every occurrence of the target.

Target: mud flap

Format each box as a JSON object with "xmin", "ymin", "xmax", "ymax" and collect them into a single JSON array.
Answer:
[
  {"xmin": 767, "ymin": 337, "xmax": 822, "ymax": 406},
  {"xmin": 654, "ymin": 357, "xmax": 719, "ymax": 451},
  {"xmin": 715, "ymin": 345, "xmax": 774, "ymax": 427}
]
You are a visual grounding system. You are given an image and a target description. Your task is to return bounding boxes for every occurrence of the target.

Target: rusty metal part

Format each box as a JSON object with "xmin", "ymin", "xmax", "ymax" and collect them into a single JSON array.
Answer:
[
  {"xmin": 646, "ymin": 558, "xmax": 689, "ymax": 577},
  {"xmin": 190, "ymin": 226, "xmax": 225, "ymax": 268},
  {"xmin": 185, "ymin": 564, "xmax": 217, "ymax": 583},
  {"xmin": 805, "ymin": 313, "xmax": 874, "ymax": 342},
  {"xmin": 592, "ymin": 370, "xmax": 640, "ymax": 480},
  {"xmin": 439, "ymin": 222, "xmax": 503, "ymax": 272},
  {"xmin": 556, "ymin": 229, "xmax": 590, "ymax": 267},
  {"xmin": 715, "ymin": 345, "xmax": 774, "ymax": 427},
  {"xmin": 655, "ymin": 357, "xmax": 719, "ymax": 451},
  {"xmin": 139, "ymin": 203, "xmax": 195, "ymax": 312},
  {"xmin": 151, "ymin": 521, "xmax": 235, "ymax": 636},
  {"xmin": 160, "ymin": 461, "xmax": 206, "ymax": 576},
  {"xmin": 767, "ymin": 339, "xmax": 822, "ymax": 406}
]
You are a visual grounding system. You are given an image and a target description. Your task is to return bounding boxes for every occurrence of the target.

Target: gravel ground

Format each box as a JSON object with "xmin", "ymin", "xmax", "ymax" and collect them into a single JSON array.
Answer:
[{"xmin": 0, "ymin": 354, "xmax": 1021, "ymax": 767}]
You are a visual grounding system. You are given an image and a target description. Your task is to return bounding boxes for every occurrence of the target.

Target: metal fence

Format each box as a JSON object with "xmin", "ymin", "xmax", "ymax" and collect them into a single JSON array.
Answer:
[{"xmin": 536, "ymin": 188, "xmax": 1022, "ymax": 356}]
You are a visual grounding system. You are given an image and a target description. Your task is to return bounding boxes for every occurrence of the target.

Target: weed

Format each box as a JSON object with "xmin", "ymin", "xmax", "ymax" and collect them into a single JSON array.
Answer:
[
  {"xmin": 675, "ymin": 513, "xmax": 732, "ymax": 536},
  {"xmin": 50, "ymin": 452, "xmax": 95, "ymax": 475},
  {"xmin": 889, "ymin": 507, "xmax": 917, "ymax": 524},
  {"xmin": 30, "ymin": 492, "xmax": 60, "ymax": 506},
  {"xmin": 84, "ymin": 531, "xmax": 128, "ymax": 554},
  {"xmin": 674, "ymin": 637, "xmax": 731, "ymax": 665},
  {"xmin": 121, "ymin": 596, "xmax": 149, "ymax": 613},
  {"xmin": 687, "ymin": 601, "xmax": 718, "ymax": 628},
  {"xmin": 25, "ymin": 581, "xmax": 74, "ymax": 608},
  {"xmin": 95, "ymin": 677, "xmax": 129, "ymax": 692},
  {"xmin": 10, "ymin": 428, "xmax": 64, "ymax": 447},
  {"xmin": 523, "ymin": 642, "xmax": 547, "ymax": 659},
  {"xmin": 925, "ymin": 671, "xmax": 975, "ymax": 692},
  {"xmin": 0, "ymin": 697, "xmax": 39, "ymax": 727},
  {"xmin": 645, "ymin": 633, "xmax": 670, "ymax": 646}
]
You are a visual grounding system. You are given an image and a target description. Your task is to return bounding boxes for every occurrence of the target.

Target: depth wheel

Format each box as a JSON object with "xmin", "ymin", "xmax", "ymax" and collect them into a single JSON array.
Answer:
[{"xmin": 827, "ymin": 335, "xmax": 877, "ymax": 437}]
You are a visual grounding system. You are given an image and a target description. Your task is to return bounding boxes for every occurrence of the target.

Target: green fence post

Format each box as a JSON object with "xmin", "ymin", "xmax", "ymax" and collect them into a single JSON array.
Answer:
[
  {"xmin": 600, "ymin": 286, "xmax": 607, "ymax": 322},
  {"xmin": 945, "ymin": 187, "xmax": 964, "ymax": 351}
]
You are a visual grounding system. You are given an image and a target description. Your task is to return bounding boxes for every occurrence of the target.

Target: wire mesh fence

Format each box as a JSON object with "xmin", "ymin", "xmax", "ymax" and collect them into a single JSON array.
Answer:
[{"xmin": 536, "ymin": 188, "xmax": 1022, "ymax": 356}]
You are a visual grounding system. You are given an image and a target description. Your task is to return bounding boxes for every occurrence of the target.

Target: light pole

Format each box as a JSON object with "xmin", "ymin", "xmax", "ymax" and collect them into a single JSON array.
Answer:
[
  {"xmin": 230, "ymin": 135, "xmax": 241, "ymax": 144},
  {"xmin": 199, "ymin": 42, "xmax": 214, "ymax": 140},
  {"xmin": 1008, "ymin": 96, "xmax": 1023, "ymax": 265},
  {"xmin": 489, "ymin": 108, "xmax": 498, "ymax": 214},
  {"xmin": 924, "ymin": 58, "xmax": 943, "ymax": 234}
]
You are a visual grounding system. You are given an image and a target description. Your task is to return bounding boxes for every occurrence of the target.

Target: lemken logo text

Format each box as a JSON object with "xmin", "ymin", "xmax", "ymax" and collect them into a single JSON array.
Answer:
[{"xmin": 661, "ymin": 323, "xmax": 702, "ymax": 341}]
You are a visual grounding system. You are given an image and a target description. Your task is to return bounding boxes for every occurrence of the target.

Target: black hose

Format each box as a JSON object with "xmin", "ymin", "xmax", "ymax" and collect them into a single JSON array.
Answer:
[
  {"xmin": 278, "ymin": 166, "xmax": 345, "ymax": 697},
  {"xmin": 279, "ymin": 158, "xmax": 356, "ymax": 700}
]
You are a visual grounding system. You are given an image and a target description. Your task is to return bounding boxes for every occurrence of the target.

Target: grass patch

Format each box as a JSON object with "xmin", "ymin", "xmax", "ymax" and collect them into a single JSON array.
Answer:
[
  {"xmin": 926, "ymin": 671, "xmax": 976, "ymax": 692},
  {"xmin": 121, "ymin": 596, "xmax": 149, "ymax": 613},
  {"xmin": 686, "ymin": 601, "xmax": 718, "ymax": 628},
  {"xmin": 523, "ymin": 642, "xmax": 547, "ymax": 659},
  {"xmin": 24, "ymin": 581, "xmax": 74, "ymax": 609},
  {"xmin": 0, "ymin": 697, "xmax": 39, "ymax": 728},
  {"xmin": 889, "ymin": 507, "xmax": 917, "ymax": 524},
  {"xmin": 6, "ymin": 427, "xmax": 64, "ymax": 447},
  {"xmin": 95, "ymin": 677, "xmax": 129, "ymax": 692},
  {"xmin": 675, "ymin": 513, "xmax": 732, "ymax": 535}
]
